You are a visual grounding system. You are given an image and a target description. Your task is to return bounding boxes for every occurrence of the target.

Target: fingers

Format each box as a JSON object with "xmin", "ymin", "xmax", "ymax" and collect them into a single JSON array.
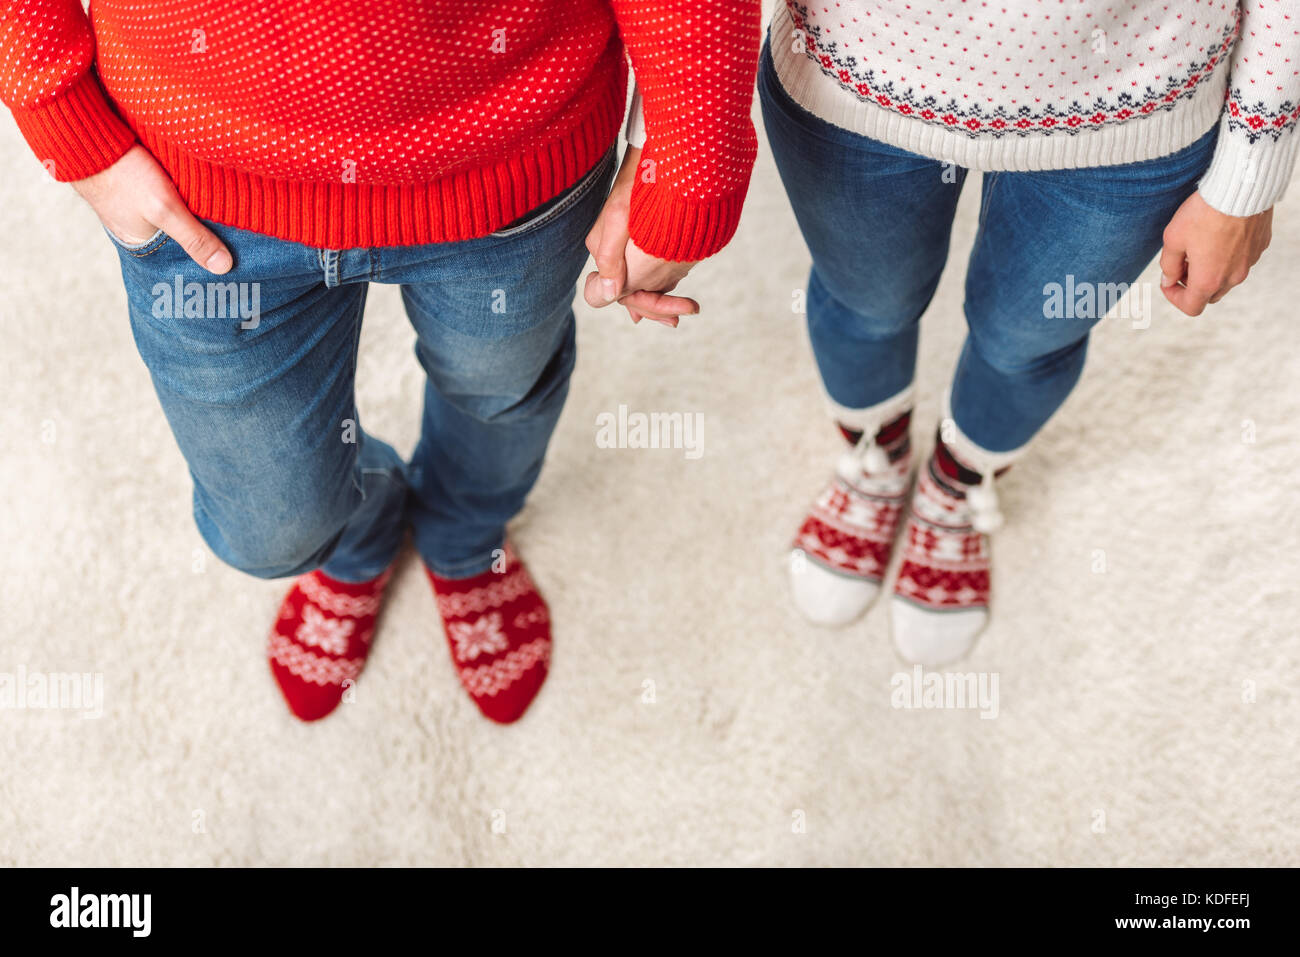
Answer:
[
  {"xmin": 154, "ymin": 199, "xmax": 233, "ymax": 274},
  {"xmin": 583, "ymin": 269, "xmax": 621, "ymax": 310},
  {"xmin": 1161, "ymin": 256, "xmax": 1250, "ymax": 315},
  {"xmin": 620, "ymin": 289, "xmax": 697, "ymax": 318},
  {"xmin": 1157, "ymin": 238, "xmax": 1187, "ymax": 294},
  {"xmin": 1161, "ymin": 273, "xmax": 1215, "ymax": 317},
  {"xmin": 624, "ymin": 305, "xmax": 675, "ymax": 328},
  {"xmin": 611, "ymin": 290, "xmax": 701, "ymax": 329},
  {"xmin": 585, "ymin": 215, "xmax": 630, "ymax": 308},
  {"xmin": 581, "ymin": 257, "xmax": 628, "ymax": 308},
  {"xmin": 1159, "ymin": 227, "xmax": 1208, "ymax": 315},
  {"xmin": 581, "ymin": 195, "xmax": 699, "ymax": 323},
  {"xmin": 1158, "ymin": 199, "xmax": 1265, "ymax": 316}
]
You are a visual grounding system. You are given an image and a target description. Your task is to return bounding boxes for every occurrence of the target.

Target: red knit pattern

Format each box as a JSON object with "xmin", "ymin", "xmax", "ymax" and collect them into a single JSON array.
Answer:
[
  {"xmin": 425, "ymin": 544, "xmax": 551, "ymax": 725},
  {"xmin": 267, "ymin": 567, "xmax": 394, "ymax": 722},
  {"xmin": 1, "ymin": 0, "xmax": 759, "ymax": 258},
  {"xmin": 794, "ymin": 417, "xmax": 912, "ymax": 582},
  {"xmin": 794, "ymin": 470, "xmax": 907, "ymax": 582},
  {"xmin": 797, "ymin": 510, "xmax": 897, "ymax": 581},
  {"xmin": 893, "ymin": 458, "xmax": 991, "ymax": 612}
]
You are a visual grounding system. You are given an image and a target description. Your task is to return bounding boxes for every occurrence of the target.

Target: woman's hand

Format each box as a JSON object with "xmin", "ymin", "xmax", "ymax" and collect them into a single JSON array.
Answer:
[
  {"xmin": 582, "ymin": 146, "xmax": 699, "ymax": 327},
  {"xmin": 1159, "ymin": 192, "xmax": 1272, "ymax": 316},
  {"xmin": 72, "ymin": 145, "xmax": 233, "ymax": 273}
]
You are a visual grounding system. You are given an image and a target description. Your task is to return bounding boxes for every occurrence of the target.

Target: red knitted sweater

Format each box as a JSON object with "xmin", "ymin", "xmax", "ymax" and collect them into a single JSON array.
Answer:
[{"xmin": 0, "ymin": 1, "xmax": 760, "ymax": 259}]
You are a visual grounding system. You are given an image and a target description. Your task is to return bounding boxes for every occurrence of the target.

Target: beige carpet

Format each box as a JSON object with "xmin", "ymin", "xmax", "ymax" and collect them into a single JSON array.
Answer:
[{"xmin": 2, "ymin": 61, "xmax": 1298, "ymax": 867}]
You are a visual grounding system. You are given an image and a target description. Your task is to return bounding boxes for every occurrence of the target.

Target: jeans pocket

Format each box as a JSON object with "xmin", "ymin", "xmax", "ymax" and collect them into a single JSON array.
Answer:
[
  {"xmin": 489, "ymin": 148, "xmax": 616, "ymax": 239},
  {"xmin": 104, "ymin": 226, "xmax": 170, "ymax": 258}
]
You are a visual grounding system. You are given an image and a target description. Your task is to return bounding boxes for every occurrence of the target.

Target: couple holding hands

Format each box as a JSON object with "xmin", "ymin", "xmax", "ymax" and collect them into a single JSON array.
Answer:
[{"xmin": 6, "ymin": 0, "xmax": 1292, "ymax": 721}]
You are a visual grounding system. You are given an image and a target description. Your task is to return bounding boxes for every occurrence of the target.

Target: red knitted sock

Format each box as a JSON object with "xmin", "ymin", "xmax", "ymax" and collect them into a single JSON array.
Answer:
[
  {"xmin": 425, "ymin": 544, "xmax": 551, "ymax": 724},
  {"xmin": 266, "ymin": 567, "xmax": 393, "ymax": 722},
  {"xmin": 789, "ymin": 412, "xmax": 912, "ymax": 626},
  {"xmin": 891, "ymin": 440, "xmax": 1003, "ymax": 665}
]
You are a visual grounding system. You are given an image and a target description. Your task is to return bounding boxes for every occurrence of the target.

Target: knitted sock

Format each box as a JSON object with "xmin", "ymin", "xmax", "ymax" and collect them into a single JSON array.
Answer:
[
  {"xmin": 790, "ymin": 411, "xmax": 912, "ymax": 626},
  {"xmin": 425, "ymin": 543, "xmax": 551, "ymax": 724},
  {"xmin": 891, "ymin": 434, "xmax": 1008, "ymax": 665},
  {"xmin": 267, "ymin": 566, "xmax": 393, "ymax": 722}
]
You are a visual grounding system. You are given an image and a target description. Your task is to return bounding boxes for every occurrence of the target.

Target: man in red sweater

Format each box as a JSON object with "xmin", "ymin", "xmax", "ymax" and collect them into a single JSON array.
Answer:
[{"xmin": 1, "ymin": 1, "xmax": 760, "ymax": 722}]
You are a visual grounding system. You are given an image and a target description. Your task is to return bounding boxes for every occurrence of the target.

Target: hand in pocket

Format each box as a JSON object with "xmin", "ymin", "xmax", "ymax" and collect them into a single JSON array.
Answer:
[{"xmin": 73, "ymin": 145, "xmax": 233, "ymax": 273}]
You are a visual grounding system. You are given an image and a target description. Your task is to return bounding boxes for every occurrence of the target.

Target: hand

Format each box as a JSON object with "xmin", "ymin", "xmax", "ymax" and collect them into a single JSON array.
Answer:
[
  {"xmin": 1159, "ymin": 191, "xmax": 1272, "ymax": 316},
  {"xmin": 72, "ymin": 145, "xmax": 233, "ymax": 274},
  {"xmin": 582, "ymin": 145, "xmax": 699, "ymax": 327}
]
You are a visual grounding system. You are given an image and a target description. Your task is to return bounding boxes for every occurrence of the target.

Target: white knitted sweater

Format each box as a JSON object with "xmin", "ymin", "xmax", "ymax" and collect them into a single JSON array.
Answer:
[{"xmin": 769, "ymin": 1, "xmax": 1299, "ymax": 216}]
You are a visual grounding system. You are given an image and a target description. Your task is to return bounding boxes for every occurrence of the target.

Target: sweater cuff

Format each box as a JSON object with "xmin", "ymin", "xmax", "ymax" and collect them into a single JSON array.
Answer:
[
  {"xmin": 1197, "ymin": 115, "xmax": 1300, "ymax": 217},
  {"xmin": 9, "ymin": 71, "xmax": 137, "ymax": 182},
  {"xmin": 628, "ymin": 178, "xmax": 748, "ymax": 262}
]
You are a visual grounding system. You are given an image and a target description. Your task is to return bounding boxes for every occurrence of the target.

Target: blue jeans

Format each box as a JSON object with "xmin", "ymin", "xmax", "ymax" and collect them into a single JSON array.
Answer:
[
  {"xmin": 758, "ymin": 42, "xmax": 1218, "ymax": 452},
  {"xmin": 110, "ymin": 149, "xmax": 616, "ymax": 582}
]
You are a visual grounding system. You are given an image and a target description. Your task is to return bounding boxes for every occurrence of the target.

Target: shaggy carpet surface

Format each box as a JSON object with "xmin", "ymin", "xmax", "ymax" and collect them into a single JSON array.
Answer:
[{"xmin": 1, "ymin": 16, "xmax": 1296, "ymax": 865}]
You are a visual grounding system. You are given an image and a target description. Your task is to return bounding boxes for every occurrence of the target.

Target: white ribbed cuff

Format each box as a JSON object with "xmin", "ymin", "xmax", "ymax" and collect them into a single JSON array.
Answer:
[
  {"xmin": 825, "ymin": 384, "xmax": 915, "ymax": 434},
  {"xmin": 1197, "ymin": 117, "xmax": 1299, "ymax": 216}
]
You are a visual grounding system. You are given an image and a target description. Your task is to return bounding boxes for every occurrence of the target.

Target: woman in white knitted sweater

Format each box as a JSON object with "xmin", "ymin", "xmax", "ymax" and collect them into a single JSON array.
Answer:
[{"xmin": 763, "ymin": 0, "xmax": 1297, "ymax": 663}]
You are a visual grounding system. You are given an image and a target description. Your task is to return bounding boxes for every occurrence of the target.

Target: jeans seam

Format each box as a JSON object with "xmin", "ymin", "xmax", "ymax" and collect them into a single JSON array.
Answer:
[
  {"xmin": 106, "ymin": 227, "xmax": 170, "ymax": 258},
  {"xmin": 318, "ymin": 249, "xmax": 340, "ymax": 287}
]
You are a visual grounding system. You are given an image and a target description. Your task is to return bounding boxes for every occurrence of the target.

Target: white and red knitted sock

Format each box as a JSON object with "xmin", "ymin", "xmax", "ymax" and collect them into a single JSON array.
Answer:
[
  {"xmin": 790, "ymin": 403, "xmax": 913, "ymax": 626},
  {"xmin": 425, "ymin": 544, "xmax": 551, "ymax": 725},
  {"xmin": 267, "ymin": 566, "xmax": 393, "ymax": 722},
  {"xmin": 891, "ymin": 406, "xmax": 1024, "ymax": 665}
]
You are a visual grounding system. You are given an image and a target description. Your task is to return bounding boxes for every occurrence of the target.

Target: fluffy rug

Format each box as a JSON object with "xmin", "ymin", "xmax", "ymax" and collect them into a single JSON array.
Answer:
[{"xmin": 1, "ymin": 47, "xmax": 1296, "ymax": 866}]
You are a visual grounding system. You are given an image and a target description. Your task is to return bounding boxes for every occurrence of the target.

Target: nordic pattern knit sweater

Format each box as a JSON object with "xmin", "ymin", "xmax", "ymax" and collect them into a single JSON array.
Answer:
[{"xmin": 769, "ymin": 0, "xmax": 1299, "ymax": 216}]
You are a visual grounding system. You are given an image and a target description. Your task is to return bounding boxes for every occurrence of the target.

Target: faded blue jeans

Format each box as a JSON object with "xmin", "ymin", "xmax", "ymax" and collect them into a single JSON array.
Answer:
[
  {"xmin": 759, "ymin": 41, "xmax": 1218, "ymax": 452},
  {"xmin": 110, "ymin": 149, "xmax": 615, "ymax": 583}
]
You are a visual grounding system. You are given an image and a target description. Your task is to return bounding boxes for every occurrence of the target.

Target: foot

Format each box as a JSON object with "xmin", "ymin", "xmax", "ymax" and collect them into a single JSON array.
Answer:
[
  {"xmin": 267, "ymin": 566, "xmax": 394, "ymax": 721},
  {"xmin": 790, "ymin": 415, "xmax": 911, "ymax": 626},
  {"xmin": 891, "ymin": 441, "xmax": 999, "ymax": 666},
  {"xmin": 425, "ymin": 543, "xmax": 551, "ymax": 724}
]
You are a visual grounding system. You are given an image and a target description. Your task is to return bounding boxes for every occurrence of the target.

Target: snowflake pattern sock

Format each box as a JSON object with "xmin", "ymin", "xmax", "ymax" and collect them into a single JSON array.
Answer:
[
  {"xmin": 425, "ymin": 543, "xmax": 551, "ymax": 725},
  {"xmin": 891, "ymin": 407, "xmax": 1023, "ymax": 665},
  {"xmin": 790, "ymin": 401, "xmax": 913, "ymax": 626},
  {"xmin": 267, "ymin": 566, "xmax": 393, "ymax": 722}
]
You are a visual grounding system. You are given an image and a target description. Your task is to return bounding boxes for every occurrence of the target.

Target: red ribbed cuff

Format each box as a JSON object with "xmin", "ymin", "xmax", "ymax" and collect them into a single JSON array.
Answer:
[
  {"xmin": 9, "ymin": 71, "xmax": 136, "ymax": 182},
  {"xmin": 627, "ymin": 178, "xmax": 749, "ymax": 262}
]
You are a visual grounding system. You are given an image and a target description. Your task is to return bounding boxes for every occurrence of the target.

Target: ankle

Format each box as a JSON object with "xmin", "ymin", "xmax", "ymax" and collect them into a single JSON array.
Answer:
[{"xmin": 838, "ymin": 409, "xmax": 913, "ymax": 476}]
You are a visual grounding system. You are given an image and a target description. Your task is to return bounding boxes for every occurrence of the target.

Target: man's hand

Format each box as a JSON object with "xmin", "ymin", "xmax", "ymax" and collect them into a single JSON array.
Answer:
[
  {"xmin": 72, "ymin": 145, "xmax": 233, "ymax": 274},
  {"xmin": 583, "ymin": 145, "xmax": 699, "ymax": 327},
  {"xmin": 1159, "ymin": 191, "xmax": 1272, "ymax": 316}
]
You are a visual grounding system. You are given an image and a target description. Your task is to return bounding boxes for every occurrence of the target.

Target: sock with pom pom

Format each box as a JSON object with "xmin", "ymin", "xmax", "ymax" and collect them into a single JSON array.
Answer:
[
  {"xmin": 891, "ymin": 402, "xmax": 1024, "ymax": 665},
  {"xmin": 790, "ymin": 402, "xmax": 913, "ymax": 627}
]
